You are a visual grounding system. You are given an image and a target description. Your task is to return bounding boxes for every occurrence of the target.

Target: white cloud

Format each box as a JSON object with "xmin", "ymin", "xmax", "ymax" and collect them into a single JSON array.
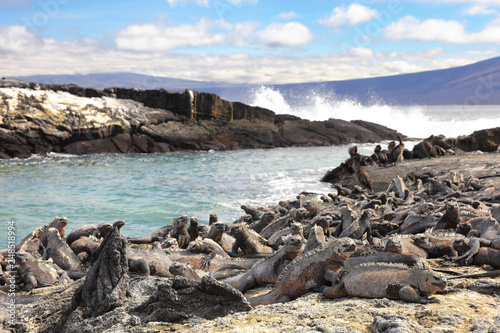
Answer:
[
  {"xmin": 257, "ymin": 22, "xmax": 313, "ymax": 48},
  {"xmin": 0, "ymin": 26, "xmax": 44, "ymax": 54},
  {"xmin": 276, "ymin": 12, "xmax": 299, "ymax": 20},
  {"xmin": 384, "ymin": 16, "xmax": 500, "ymax": 43},
  {"xmin": 115, "ymin": 19, "xmax": 229, "ymax": 52},
  {"xmin": 319, "ymin": 4, "xmax": 378, "ymax": 28},
  {"xmin": 466, "ymin": 5, "xmax": 496, "ymax": 15},
  {"xmin": 348, "ymin": 47, "xmax": 374, "ymax": 58}
]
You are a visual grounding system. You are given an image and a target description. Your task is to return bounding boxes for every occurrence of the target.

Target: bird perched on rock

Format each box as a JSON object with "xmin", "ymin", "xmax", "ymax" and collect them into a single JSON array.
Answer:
[{"xmin": 352, "ymin": 154, "xmax": 374, "ymax": 192}]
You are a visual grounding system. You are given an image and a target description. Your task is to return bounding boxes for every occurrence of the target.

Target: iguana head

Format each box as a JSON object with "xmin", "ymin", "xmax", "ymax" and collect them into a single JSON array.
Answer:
[
  {"xmin": 229, "ymin": 223, "xmax": 247, "ymax": 240},
  {"xmin": 46, "ymin": 227, "xmax": 62, "ymax": 243},
  {"xmin": 418, "ymin": 270, "xmax": 447, "ymax": 295},
  {"xmin": 97, "ymin": 222, "xmax": 113, "ymax": 239},
  {"xmin": 385, "ymin": 235, "xmax": 403, "ymax": 254},
  {"xmin": 412, "ymin": 234, "xmax": 433, "ymax": 250},
  {"xmin": 50, "ymin": 216, "xmax": 68, "ymax": 237},
  {"xmin": 331, "ymin": 237, "xmax": 357, "ymax": 259},
  {"xmin": 173, "ymin": 215, "xmax": 189, "ymax": 228},
  {"xmin": 284, "ymin": 235, "xmax": 305, "ymax": 259}
]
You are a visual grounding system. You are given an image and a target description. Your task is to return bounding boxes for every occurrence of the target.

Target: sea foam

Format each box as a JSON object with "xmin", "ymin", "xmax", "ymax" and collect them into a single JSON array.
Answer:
[{"xmin": 247, "ymin": 85, "xmax": 499, "ymax": 139}]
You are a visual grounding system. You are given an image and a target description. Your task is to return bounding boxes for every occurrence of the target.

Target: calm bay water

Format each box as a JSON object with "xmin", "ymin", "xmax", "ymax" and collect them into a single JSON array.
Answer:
[
  {"xmin": 1, "ymin": 144, "xmax": 375, "ymax": 247},
  {"xmin": 1, "ymin": 97, "xmax": 499, "ymax": 248}
]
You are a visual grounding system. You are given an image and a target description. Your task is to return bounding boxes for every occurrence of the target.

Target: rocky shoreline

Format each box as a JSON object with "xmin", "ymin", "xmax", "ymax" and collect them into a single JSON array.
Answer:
[
  {"xmin": 0, "ymin": 79, "xmax": 404, "ymax": 159},
  {"xmin": 1, "ymin": 150, "xmax": 500, "ymax": 333}
]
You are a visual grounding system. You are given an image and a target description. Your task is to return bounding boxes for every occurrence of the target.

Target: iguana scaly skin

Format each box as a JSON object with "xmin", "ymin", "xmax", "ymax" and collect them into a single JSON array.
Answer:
[
  {"xmin": 43, "ymin": 227, "xmax": 86, "ymax": 279},
  {"xmin": 221, "ymin": 235, "xmax": 305, "ymax": 293},
  {"xmin": 322, "ymin": 263, "xmax": 447, "ymax": 304},
  {"xmin": 248, "ymin": 237, "xmax": 356, "ymax": 306},
  {"xmin": 16, "ymin": 251, "xmax": 60, "ymax": 291},
  {"xmin": 230, "ymin": 223, "xmax": 273, "ymax": 255},
  {"xmin": 65, "ymin": 222, "xmax": 112, "ymax": 246}
]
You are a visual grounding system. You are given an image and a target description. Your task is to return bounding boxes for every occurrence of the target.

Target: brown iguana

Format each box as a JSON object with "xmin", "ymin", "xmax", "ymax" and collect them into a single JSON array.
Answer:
[
  {"xmin": 335, "ymin": 208, "xmax": 374, "ymax": 243},
  {"xmin": 303, "ymin": 225, "xmax": 327, "ymax": 253},
  {"xmin": 220, "ymin": 235, "xmax": 305, "ymax": 293},
  {"xmin": 248, "ymin": 237, "xmax": 357, "ymax": 306},
  {"xmin": 65, "ymin": 222, "xmax": 112, "ymax": 246},
  {"xmin": 43, "ymin": 227, "xmax": 86, "ymax": 279},
  {"xmin": 170, "ymin": 215, "xmax": 191, "ymax": 249},
  {"xmin": 266, "ymin": 222, "xmax": 303, "ymax": 250},
  {"xmin": 16, "ymin": 251, "xmax": 62, "ymax": 291},
  {"xmin": 249, "ymin": 211, "xmax": 276, "ymax": 234},
  {"xmin": 4, "ymin": 217, "xmax": 69, "ymax": 256},
  {"xmin": 127, "ymin": 224, "xmax": 172, "ymax": 244},
  {"xmin": 385, "ymin": 235, "xmax": 428, "ymax": 259},
  {"xmin": 433, "ymin": 199, "xmax": 461, "ymax": 231},
  {"xmin": 260, "ymin": 208, "xmax": 308, "ymax": 239},
  {"xmin": 128, "ymin": 247, "xmax": 174, "ymax": 277},
  {"xmin": 187, "ymin": 238, "xmax": 230, "ymax": 258},
  {"xmin": 322, "ymin": 263, "xmax": 447, "ymax": 304},
  {"xmin": 230, "ymin": 223, "xmax": 273, "ymax": 255}
]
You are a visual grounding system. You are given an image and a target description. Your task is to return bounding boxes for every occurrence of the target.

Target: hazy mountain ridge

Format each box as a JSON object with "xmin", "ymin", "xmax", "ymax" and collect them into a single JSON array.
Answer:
[{"xmin": 13, "ymin": 55, "xmax": 500, "ymax": 105}]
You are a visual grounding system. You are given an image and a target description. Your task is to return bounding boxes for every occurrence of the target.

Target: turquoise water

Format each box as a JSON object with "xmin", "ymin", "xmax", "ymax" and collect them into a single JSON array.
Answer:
[{"xmin": 2, "ymin": 144, "xmax": 386, "ymax": 248}]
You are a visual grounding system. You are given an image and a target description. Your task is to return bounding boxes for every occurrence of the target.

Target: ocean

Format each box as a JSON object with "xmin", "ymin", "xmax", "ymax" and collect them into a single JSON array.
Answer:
[{"xmin": 1, "ymin": 87, "xmax": 499, "ymax": 248}]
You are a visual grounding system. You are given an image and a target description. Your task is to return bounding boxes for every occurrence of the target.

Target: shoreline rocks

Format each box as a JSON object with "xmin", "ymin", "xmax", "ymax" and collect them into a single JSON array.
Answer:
[
  {"xmin": 3, "ymin": 151, "xmax": 500, "ymax": 332},
  {"xmin": 0, "ymin": 79, "xmax": 404, "ymax": 159}
]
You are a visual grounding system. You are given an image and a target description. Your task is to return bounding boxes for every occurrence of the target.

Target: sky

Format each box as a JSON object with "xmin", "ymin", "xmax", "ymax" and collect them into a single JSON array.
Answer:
[{"xmin": 1, "ymin": 0, "xmax": 499, "ymax": 84}]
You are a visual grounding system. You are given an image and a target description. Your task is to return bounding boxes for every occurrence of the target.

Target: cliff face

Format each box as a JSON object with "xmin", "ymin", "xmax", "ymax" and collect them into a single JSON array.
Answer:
[{"xmin": 0, "ymin": 80, "xmax": 403, "ymax": 159}]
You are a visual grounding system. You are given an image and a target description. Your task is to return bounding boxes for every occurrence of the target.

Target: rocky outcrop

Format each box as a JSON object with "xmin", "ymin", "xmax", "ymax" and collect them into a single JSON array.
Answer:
[
  {"xmin": 0, "ymin": 79, "xmax": 403, "ymax": 159},
  {"xmin": 447, "ymin": 127, "xmax": 500, "ymax": 153}
]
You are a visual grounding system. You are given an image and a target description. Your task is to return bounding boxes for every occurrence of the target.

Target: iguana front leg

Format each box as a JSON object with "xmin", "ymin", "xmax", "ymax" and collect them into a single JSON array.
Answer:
[
  {"xmin": 322, "ymin": 282, "xmax": 347, "ymax": 299},
  {"xmin": 398, "ymin": 286, "xmax": 440, "ymax": 304}
]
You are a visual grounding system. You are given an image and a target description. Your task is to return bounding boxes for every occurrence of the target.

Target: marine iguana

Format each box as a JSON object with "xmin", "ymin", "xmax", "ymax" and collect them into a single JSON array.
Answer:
[
  {"xmin": 5, "ymin": 216, "xmax": 69, "ymax": 256},
  {"xmin": 303, "ymin": 225, "xmax": 327, "ymax": 253},
  {"xmin": 230, "ymin": 223, "xmax": 273, "ymax": 255},
  {"xmin": 220, "ymin": 235, "xmax": 305, "ymax": 293},
  {"xmin": 16, "ymin": 251, "xmax": 61, "ymax": 291},
  {"xmin": 249, "ymin": 212, "xmax": 276, "ymax": 234},
  {"xmin": 43, "ymin": 227, "xmax": 86, "ymax": 279},
  {"xmin": 188, "ymin": 216, "xmax": 200, "ymax": 241},
  {"xmin": 65, "ymin": 222, "xmax": 112, "ymax": 246},
  {"xmin": 385, "ymin": 235, "xmax": 428, "ymax": 259},
  {"xmin": 241, "ymin": 204, "xmax": 264, "ymax": 221},
  {"xmin": 247, "ymin": 237, "xmax": 357, "ymax": 306},
  {"xmin": 260, "ymin": 208, "xmax": 308, "ymax": 239},
  {"xmin": 412, "ymin": 232, "xmax": 462, "ymax": 259},
  {"xmin": 127, "ymin": 224, "xmax": 172, "ymax": 244},
  {"xmin": 266, "ymin": 222, "xmax": 303, "ymax": 250},
  {"xmin": 322, "ymin": 263, "xmax": 447, "ymax": 304},
  {"xmin": 434, "ymin": 199, "xmax": 461, "ymax": 231},
  {"xmin": 169, "ymin": 262, "xmax": 204, "ymax": 281},
  {"xmin": 170, "ymin": 215, "xmax": 191, "ymax": 249},
  {"xmin": 187, "ymin": 238, "xmax": 230, "ymax": 258},
  {"xmin": 206, "ymin": 222, "xmax": 228, "ymax": 249},
  {"xmin": 128, "ymin": 247, "xmax": 174, "ymax": 277},
  {"xmin": 70, "ymin": 235, "xmax": 102, "ymax": 263},
  {"xmin": 335, "ymin": 208, "xmax": 374, "ymax": 244}
]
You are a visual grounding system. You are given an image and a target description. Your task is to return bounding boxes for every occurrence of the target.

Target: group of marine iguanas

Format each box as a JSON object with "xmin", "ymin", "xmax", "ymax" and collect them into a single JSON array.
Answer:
[
  {"xmin": 322, "ymin": 134, "xmax": 449, "ymax": 191},
  {"xmin": 1, "ymin": 135, "xmax": 500, "ymax": 318}
]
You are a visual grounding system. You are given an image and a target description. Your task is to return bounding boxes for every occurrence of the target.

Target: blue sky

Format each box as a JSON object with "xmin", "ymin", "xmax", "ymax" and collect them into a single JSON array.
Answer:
[{"xmin": 1, "ymin": 0, "xmax": 499, "ymax": 84}]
